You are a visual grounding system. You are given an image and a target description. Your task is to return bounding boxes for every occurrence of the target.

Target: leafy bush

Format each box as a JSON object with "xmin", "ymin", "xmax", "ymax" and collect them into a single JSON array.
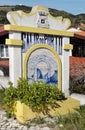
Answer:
[
  {"xmin": 69, "ymin": 76, "xmax": 85, "ymax": 94},
  {"xmin": 4, "ymin": 78, "xmax": 65, "ymax": 117}
]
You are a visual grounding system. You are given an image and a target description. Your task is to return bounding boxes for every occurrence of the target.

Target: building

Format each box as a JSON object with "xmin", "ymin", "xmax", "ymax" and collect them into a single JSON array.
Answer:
[
  {"xmin": 71, "ymin": 31, "xmax": 85, "ymax": 57},
  {"xmin": 70, "ymin": 30, "xmax": 85, "ymax": 78},
  {"xmin": 0, "ymin": 26, "xmax": 9, "ymax": 88}
]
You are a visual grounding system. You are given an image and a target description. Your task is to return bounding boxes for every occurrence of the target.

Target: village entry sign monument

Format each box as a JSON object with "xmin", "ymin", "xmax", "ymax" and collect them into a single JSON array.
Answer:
[{"xmin": 4, "ymin": 5, "xmax": 73, "ymax": 96}]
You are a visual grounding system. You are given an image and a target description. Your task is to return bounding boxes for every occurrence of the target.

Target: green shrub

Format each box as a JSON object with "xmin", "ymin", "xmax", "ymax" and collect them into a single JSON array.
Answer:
[
  {"xmin": 4, "ymin": 78, "xmax": 65, "ymax": 117},
  {"xmin": 69, "ymin": 77, "xmax": 85, "ymax": 94}
]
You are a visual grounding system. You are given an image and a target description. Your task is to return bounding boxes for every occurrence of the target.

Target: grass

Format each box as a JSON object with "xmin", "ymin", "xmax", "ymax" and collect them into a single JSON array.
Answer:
[
  {"xmin": 55, "ymin": 105, "xmax": 85, "ymax": 130},
  {"xmin": 0, "ymin": 89, "xmax": 85, "ymax": 129}
]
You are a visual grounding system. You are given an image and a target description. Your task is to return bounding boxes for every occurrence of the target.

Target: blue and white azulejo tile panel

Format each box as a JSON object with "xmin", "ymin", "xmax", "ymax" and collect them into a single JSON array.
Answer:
[{"xmin": 27, "ymin": 48, "xmax": 58, "ymax": 85}]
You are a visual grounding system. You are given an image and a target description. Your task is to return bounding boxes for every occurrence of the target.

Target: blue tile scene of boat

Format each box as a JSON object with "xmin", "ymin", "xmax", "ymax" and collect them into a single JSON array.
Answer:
[{"xmin": 27, "ymin": 49, "xmax": 58, "ymax": 85}]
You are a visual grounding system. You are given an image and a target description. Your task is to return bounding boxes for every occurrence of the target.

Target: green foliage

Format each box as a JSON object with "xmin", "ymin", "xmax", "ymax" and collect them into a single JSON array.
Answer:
[
  {"xmin": 0, "ymin": 10, "xmax": 8, "ymax": 24},
  {"xmin": 4, "ymin": 81, "xmax": 17, "ymax": 117},
  {"xmin": 56, "ymin": 105, "xmax": 85, "ymax": 130},
  {"xmin": 69, "ymin": 77, "xmax": 85, "ymax": 94},
  {"xmin": 13, "ymin": 5, "xmax": 31, "ymax": 13},
  {"xmin": 4, "ymin": 78, "xmax": 65, "ymax": 117}
]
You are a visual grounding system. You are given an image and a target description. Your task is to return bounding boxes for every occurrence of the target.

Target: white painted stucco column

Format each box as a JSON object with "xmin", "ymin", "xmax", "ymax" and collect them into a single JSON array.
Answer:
[
  {"xmin": 62, "ymin": 37, "xmax": 70, "ymax": 96},
  {"xmin": 31, "ymin": 33, "xmax": 34, "ymax": 45},
  {"xmin": 57, "ymin": 37, "xmax": 59, "ymax": 54},
  {"xmin": 8, "ymin": 32, "xmax": 22, "ymax": 86},
  {"xmin": 53, "ymin": 37, "xmax": 56, "ymax": 50}
]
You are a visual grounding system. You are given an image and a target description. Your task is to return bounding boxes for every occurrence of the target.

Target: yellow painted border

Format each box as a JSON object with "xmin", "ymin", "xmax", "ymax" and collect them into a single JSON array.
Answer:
[
  {"xmin": 23, "ymin": 44, "xmax": 62, "ymax": 90},
  {"xmin": 15, "ymin": 98, "xmax": 80, "ymax": 123},
  {"xmin": 63, "ymin": 44, "xmax": 73, "ymax": 50},
  {"xmin": 49, "ymin": 15, "xmax": 71, "ymax": 30},
  {"xmin": 8, "ymin": 11, "xmax": 37, "ymax": 25},
  {"xmin": 6, "ymin": 39, "xmax": 22, "ymax": 46},
  {"xmin": 4, "ymin": 25, "xmax": 74, "ymax": 37},
  {"xmin": 32, "ymin": 5, "xmax": 49, "ymax": 12}
]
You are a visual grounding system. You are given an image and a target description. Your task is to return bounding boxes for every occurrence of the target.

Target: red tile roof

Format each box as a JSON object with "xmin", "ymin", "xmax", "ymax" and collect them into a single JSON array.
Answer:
[
  {"xmin": 74, "ymin": 31, "xmax": 85, "ymax": 40},
  {"xmin": 0, "ymin": 59, "xmax": 9, "ymax": 68},
  {"xmin": 0, "ymin": 26, "xmax": 8, "ymax": 36}
]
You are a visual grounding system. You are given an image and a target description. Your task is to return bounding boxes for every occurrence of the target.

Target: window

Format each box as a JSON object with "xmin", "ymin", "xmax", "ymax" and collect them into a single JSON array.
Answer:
[
  {"xmin": 0, "ymin": 45, "xmax": 9, "ymax": 58},
  {"xmin": 1, "ymin": 46, "xmax": 4, "ymax": 57},
  {"xmin": 5, "ymin": 46, "xmax": 9, "ymax": 57}
]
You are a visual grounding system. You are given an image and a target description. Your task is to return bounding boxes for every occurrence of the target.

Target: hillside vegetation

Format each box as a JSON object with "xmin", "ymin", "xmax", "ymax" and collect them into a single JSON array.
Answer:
[{"xmin": 0, "ymin": 5, "xmax": 85, "ymax": 27}]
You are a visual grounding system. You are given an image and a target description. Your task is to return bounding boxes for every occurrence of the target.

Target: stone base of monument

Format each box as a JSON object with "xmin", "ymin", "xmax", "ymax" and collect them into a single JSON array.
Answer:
[{"xmin": 14, "ymin": 97, "xmax": 80, "ymax": 124}]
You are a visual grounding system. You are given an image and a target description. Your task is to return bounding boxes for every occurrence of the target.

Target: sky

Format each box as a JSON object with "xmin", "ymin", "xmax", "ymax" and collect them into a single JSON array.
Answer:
[{"xmin": 0, "ymin": 0, "xmax": 85, "ymax": 15}]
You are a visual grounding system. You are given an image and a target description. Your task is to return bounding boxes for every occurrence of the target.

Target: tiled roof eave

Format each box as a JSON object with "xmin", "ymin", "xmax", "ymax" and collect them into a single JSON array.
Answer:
[
  {"xmin": 74, "ymin": 31, "xmax": 85, "ymax": 40},
  {"xmin": 0, "ymin": 59, "xmax": 9, "ymax": 68}
]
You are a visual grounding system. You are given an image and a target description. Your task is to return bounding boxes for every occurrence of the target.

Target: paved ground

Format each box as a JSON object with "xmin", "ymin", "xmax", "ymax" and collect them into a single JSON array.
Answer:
[{"xmin": 71, "ymin": 93, "xmax": 85, "ymax": 105}]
